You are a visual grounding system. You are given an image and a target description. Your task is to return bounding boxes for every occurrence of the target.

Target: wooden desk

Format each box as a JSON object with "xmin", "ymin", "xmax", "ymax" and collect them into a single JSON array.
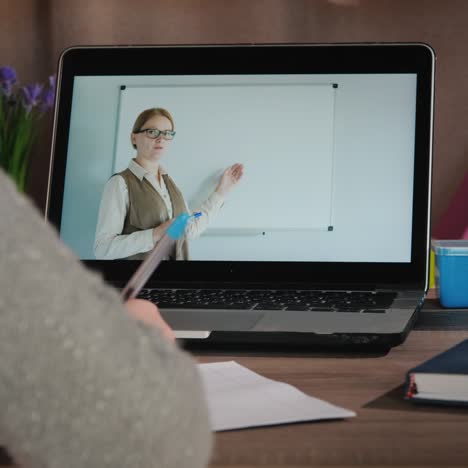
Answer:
[
  {"xmin": 2, "ymin": 328, "xmax": 468, "ymax": 467},
  {"xmin": 198, "ymin": 330, "xmax": 468, "ymax": 467}
]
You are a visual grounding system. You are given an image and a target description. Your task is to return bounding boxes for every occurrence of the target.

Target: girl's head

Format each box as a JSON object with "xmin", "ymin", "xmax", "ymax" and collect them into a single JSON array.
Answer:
[{"xmin": 130, "ymin": 108, "xmax": 175, "ymax": 161}]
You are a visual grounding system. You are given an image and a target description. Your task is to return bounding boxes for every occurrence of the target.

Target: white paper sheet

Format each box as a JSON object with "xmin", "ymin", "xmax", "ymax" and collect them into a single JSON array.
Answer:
[{"xmin": 198, "ymin": 361, "xmax": 356, "ymax": 431}]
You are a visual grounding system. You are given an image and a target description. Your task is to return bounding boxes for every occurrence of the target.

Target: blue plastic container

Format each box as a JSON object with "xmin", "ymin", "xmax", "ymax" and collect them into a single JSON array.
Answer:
[{"xmin": 432, "ymin": 240, "xmax": 468, "ymax": 308}]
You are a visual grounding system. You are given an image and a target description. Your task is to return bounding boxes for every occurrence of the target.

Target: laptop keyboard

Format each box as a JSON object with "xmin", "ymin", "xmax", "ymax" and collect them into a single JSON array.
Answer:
[{"xmin": 137, "ymin": 289, "xmax": 396, "ymax": 313}]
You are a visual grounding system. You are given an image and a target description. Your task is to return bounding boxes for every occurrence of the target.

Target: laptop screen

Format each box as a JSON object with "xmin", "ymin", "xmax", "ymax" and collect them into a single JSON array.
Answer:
[{"xmin": 48, "ymin": 45, "xmax": 433, "ymax": 287}]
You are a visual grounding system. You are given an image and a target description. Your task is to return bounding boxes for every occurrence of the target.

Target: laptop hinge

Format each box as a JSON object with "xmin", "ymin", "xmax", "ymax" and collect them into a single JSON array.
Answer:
[
  {"xmin": 376, "ymin": 283, "xmax": 425, "ymax": 292},
  {"xmin": 126, "ymin": 280, "xmax": 380, "ymax": 291}
]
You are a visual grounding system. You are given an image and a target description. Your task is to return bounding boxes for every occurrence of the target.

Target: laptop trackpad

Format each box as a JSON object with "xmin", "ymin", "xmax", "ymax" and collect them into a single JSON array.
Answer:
[{"xmin": 161, "ymin": 309, "xmax": 264, "ymax": 331}]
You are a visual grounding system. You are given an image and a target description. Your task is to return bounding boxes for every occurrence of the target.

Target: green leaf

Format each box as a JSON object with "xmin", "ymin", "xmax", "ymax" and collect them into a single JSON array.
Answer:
[{"xmin": 0, "ymin": 88, "xmax": 49, "ymax": 191}]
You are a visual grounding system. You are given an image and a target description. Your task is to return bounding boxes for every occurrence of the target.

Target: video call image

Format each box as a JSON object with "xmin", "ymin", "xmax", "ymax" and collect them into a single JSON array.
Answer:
[{"xmin": 61, "ymin": 74, "xmax": 417, "ymax": 263}]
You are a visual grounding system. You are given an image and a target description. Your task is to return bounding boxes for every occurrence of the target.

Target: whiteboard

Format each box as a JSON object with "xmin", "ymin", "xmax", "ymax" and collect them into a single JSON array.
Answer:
[{"xmin": 113, "ymin": 82, "xmax": 336, "ymax": 233}]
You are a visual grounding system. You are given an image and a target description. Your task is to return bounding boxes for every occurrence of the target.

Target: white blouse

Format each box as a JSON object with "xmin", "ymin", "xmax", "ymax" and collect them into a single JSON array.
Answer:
[{"xmin": 94, "ymin": 159, "xmax": 224, "ymax": 259}]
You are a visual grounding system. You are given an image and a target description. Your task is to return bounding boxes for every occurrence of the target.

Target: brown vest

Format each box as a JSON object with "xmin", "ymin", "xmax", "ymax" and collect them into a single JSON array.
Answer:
[{"xmin": 118, "ymin": 168, "xmax": 189, "ymax": 260}]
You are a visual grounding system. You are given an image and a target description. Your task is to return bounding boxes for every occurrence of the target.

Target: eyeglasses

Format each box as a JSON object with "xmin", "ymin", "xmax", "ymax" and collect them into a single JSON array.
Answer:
[{"xmin": 136, "ymin": 128, "xmax": 176, "ymax": 140}]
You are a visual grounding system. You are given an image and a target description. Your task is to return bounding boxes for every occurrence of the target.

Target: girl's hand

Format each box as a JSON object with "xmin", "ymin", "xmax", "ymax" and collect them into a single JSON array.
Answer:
[
  {"xmin": 215, "ymin": 163, "xmax": 244, "ymax": 197},
  {"xmin": 152, "ymin": 218, "xmax": 174, "ymax": 244},
  {"xmin": 125, "ymin": 298, "xmax": 175, "ymax": 341}
]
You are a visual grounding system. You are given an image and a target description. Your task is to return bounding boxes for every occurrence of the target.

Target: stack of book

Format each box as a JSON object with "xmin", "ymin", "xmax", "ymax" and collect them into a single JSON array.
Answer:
[{"xmin": 405, "ymin": 339, "xmax": 468, "ymax": 406}]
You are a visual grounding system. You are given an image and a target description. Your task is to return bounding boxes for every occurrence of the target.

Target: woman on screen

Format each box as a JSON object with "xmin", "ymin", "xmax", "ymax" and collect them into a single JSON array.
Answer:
[{"xmin": 94, "ymin": 107, "xmax": 244, "ymax": 260}]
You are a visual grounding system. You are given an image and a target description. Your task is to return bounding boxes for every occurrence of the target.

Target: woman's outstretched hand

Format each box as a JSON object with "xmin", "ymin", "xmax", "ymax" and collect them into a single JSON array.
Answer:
[{"xmin": 215, "ymin": 163, "xmax": 244, "ymax": 197}]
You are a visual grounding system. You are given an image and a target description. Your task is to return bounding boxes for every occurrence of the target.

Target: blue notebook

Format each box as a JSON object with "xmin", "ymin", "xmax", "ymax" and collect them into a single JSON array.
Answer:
[{"xmin": 405, "ymin": 339, "xmax": 468, "ymax": 406}]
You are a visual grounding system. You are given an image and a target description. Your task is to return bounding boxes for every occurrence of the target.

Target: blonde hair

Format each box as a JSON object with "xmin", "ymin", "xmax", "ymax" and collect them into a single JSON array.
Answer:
[{"xmin": 131, "ymin": 108, "xmax": 175, "ymax": 149}]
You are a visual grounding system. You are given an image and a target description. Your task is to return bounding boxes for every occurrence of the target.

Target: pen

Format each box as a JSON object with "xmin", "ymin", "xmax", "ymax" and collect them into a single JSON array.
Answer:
[{"xmin": 121, "ymin": 212, "xmax": 202, "ymax": 302}]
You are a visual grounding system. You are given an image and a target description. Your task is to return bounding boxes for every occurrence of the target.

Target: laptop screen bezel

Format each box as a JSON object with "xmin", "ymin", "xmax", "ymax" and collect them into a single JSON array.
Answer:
[{"xmin": 46, "ymin": 44, "xmax": 434, "ymax": 289}]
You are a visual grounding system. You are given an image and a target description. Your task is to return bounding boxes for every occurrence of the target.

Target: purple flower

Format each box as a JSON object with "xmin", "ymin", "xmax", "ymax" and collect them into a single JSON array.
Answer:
[
  {"xmin": 21, "ymin": 83, "xmax": 43, "ymax": 113},
  {"xmin": 0, "ymin": 66, "xmax": 16, "ymax": 83},
  {"xmin": 0, "ymin": 66, "xmax": 17, "ymax": 96},
  {"xmin": 48, "ymin": 74, "xmax": 56, "ymax": 90},
  {"xmin": 38, "ymin": 74, "xmax": 56, "ymax": 112},
  {"xmin": 40, "ymin": 86, "xmax": 55, "ymax": 112}
]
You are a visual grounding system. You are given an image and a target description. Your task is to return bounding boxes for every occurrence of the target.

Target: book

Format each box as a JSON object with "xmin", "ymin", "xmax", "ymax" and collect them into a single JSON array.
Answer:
[{"xmin": 405, "ymin": 339, "xmax": 468, "ymax": 406}]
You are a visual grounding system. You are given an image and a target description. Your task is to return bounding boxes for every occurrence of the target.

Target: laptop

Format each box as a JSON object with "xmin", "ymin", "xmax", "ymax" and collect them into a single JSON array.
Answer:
[{"xmin": 46, "ymin": 44, "xmax": 434, "ymax": 349}]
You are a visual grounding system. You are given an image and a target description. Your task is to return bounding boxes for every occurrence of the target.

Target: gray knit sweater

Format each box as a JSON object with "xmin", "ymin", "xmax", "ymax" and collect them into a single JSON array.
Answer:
[{"xmin": 0, "ymin": 170, "xmax": 212, "ymax": 468}]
